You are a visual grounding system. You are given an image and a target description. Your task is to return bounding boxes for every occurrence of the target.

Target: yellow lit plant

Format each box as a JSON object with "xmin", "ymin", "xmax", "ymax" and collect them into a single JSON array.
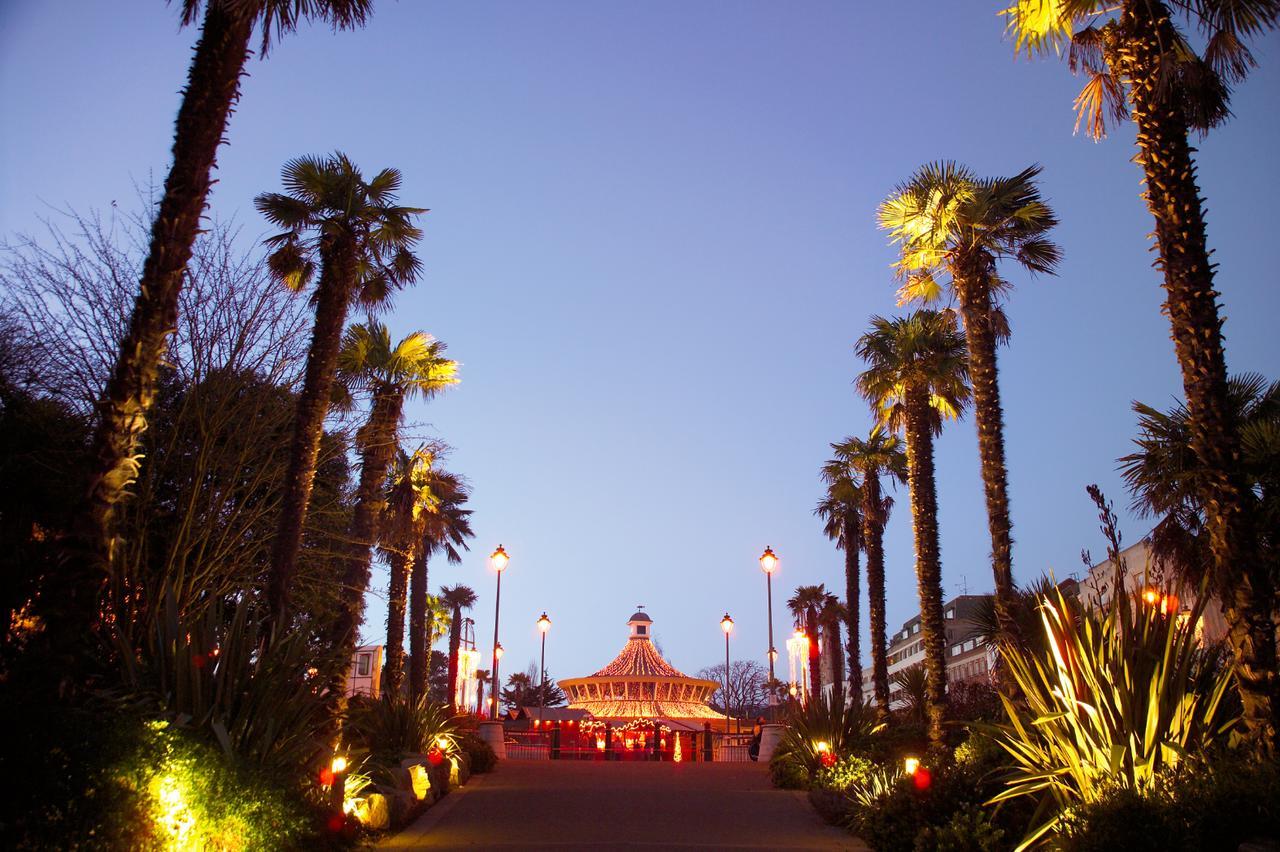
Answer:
[{"xmin": 979, "ymin": 577, "xmax": 1238, "ymax": 849}]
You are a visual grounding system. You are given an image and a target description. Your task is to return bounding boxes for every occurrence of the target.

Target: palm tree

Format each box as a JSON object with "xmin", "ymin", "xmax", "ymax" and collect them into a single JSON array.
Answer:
[
  {"xmin": 475, "ymin": 668, "xmax": 491, "ymax": 717},
  {"xmin": 379, "ymin": 446, "xmax": 436, "ymax": 697},
  {"xmin": 787, "ymin": 584, "xmax": 828, "ymax": 702},
  {"xmin": 833, "ymin": 427, "xmax": 907, "ymax": 712},
  {"xmin": 815, "ymin": 461, "xmax": 863, "ymax": 697},
  {"xmin": 879, "ymin": 162, "xmax": 1061, "ymax": 645},
  {"xmin": 440, "ymin": 585, "xmax": 478, "ymax": 713},
  {"xmin": 324, "ymin": 323, "xmax": 457, "ymax": 696},
  {"xmin": 891, "ymin": 664, "xmax": 929, "ymax": 724},
  {"xmin": 408, "ymin": 472, "xmax": 473, "ymax": 700},
  {"xmin": 256, "ymin": 153, "xmax": 428, "ymax": 624},
  {"xmin": 1005, "ymin": 0, "xmax": 1280, "ymax": 750},
  {"xmin": 819, "ymin": 594, "xmax": 847, "ymax": 702},
  {"xmin": 64, "ymin": 0, "xmax": 372, "ymax": 679},
  {"xmin": 857, "ymin": 310, "xmax": 970, "ymax": 748}
]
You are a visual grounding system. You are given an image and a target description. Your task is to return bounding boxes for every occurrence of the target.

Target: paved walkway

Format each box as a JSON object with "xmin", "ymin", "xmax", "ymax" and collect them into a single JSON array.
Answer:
[{"xmin": 382, "ymin": 760, "xmax": 864, "ymax": 850}]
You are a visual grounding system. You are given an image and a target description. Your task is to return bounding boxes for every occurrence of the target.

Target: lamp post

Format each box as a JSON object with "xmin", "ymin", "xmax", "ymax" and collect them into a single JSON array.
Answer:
[
  {"xmin": 489, "ymin": 544, "xmax": 509, "ymax": 720},
  {"xmin": 759, "ymin": 546, "xmax": 779, "ymax": 687},
  {"xmin": 720, "ymin": 613, "xmax": 734, "ymax": 734},
  {"xmin": 536, "ymin": 612, "xmax": 551, "ymax": 721}
]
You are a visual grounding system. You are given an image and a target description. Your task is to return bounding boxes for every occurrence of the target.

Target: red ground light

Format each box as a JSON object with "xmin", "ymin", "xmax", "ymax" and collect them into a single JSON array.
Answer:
[{"xmin": 913, "ymin": 767, "xmax": 932, "ymax": 791}]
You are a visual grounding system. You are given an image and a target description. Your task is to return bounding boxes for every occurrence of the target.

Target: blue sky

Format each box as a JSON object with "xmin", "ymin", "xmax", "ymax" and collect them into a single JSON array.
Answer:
[{"xmin": 2, "ymin": 2, "xmax": 1277, "ymax": 685}]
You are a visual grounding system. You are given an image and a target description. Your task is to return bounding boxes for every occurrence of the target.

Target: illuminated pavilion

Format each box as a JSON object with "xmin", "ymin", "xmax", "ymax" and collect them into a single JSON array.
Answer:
[{"xmin": 558, "ymin": 609, "xmax": 723, "ymax": 724}]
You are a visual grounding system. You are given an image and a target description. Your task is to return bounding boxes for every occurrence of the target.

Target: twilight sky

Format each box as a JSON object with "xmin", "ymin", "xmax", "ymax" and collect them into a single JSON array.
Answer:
[{"xmin": 2, "ymin": 2, "xmax": 1277, "ymax": 686}]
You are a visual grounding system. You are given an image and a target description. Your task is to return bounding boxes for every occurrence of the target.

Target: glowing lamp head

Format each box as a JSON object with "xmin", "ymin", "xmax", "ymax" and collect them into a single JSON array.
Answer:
[
  {"xmin": 537, "ymin": 612, "xmax": 551, "ymax": 633},
  {"xmin": 494, "ymin": 643, "xmax": 504, "ymax": 661},
  {"xmin": 331, "ymin": 755, "xmax": 348, "ymax": 775},
  {"xmin": 903, "ymin": 756, "xmax": 920, "ymax": 776},
  {"xmin": 720, "ymin": 613, "xmax": 734, "ymax": 634},
  {"xmin": 815, "ymin": 741, "xmax": 830, "ymax": 754},
  {"xmin": 491, "ymin": 544, "xmax": 509, "ymax": 572},
  {"xmin": 759, "ymin": 546, "xmax": 778, "ymax": 574}
]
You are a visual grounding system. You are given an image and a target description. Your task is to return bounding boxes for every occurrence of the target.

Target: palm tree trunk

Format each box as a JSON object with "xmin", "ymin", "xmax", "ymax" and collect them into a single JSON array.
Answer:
[
  {"xmin": 324, "ymin": 388, "xmax": 403, "ymax": 704},
  {"xmin": 384, "ymin": 548, "xmax": 410, "ymax": 697},
  {"xmin": 826, "ymin": 615, "xmax": 845, "ymax": 700},
  {"xmin": 447, "ymin": 606, "xmax": 462, "ymax": 713},
  {"xmin": 956, "ymin": 268, "xmax": 1020, "ymax": 647},
  {"xmin": 843, "ymin": 516, "xmax": 863, "ymax": 701},
  {"xmin": 904, "ymin": 388, "xmax": 948, "ymax": 749},
  {"xmin": 1121, "ymin": 0, "xmax": 1276, "ymax": 752},
  {"xmin": 59, "ymin": 3, "xmax": 253, "ymax": 676},
  {"xmin": 268, "ymin": 239, "xmax": 357, "ymax": 624},
  {"xmin": 806, "ymin": 608, "xmax": 822, "ymax": 700},
  {"xmin": 862, "ymin": 475, "xmax": 892, "ymax": 712},
  {"xmin": 408, "ymin": 547, "xmax": 429, "ymax": 700}
]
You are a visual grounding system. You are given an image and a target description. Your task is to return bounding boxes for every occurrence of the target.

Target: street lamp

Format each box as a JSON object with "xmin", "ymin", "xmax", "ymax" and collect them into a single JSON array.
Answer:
[
  {"xmin": 759, "ymin": 546, "xmax": 779, "ymax": 688},
  {"xmin": 536, "ymin": 612, "xmax": 551, "ymax": 721},
  {"xmin": 489, "ymin": 545, "xmax": 508, "ymax": 722},
  {"xmin": 720, "ymin": 613, "xmax": 734, "ymax": 734}
]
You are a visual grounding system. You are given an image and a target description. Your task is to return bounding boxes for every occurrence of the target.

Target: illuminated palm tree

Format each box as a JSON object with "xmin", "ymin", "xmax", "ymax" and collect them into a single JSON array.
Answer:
[
  {"xmin": 408, "ymin": 471, "xmax": 473, "ymax": 700},
  {"xmin": 833, "ymin": 428, "xmax": 907, "ymax": 711},
  {"xmin": 65, "ymin": 0, "xmax": 372, "ymax": 677},
  {"xmin": 475, "ymin": 668, "xmax": 491, "ymax": 717},
  {"xmin": 440, "ymin": 585, "xmax": 478, "ymax": 713},
  {"xmin": 325, "ymin": 322, "xmax": 457, "ymax": 695},
  {"xmin": 817, "ymin": 456, "xmax": 864, "ymax": 696},
  {"xmin": 1005, "ymin": 0, "xmax": 1280, "ymax": 749},
  {"xmin": 880, "ymin": 162, "xmax": 1060, "ymax": 645},
  {"xmin": 787, "ymin": 584, "xmax": 828, "ymax": 701},
  {"xmin": 379, "ymin": 446, "xmax": 436, "ymax": 696},
  {"xmin": 857, "ymin": 310, "xmax": 970, "ymax": 748},
  {"xmin": 256, "ymin": 153, "xmax": 427, "ymax": 623}
]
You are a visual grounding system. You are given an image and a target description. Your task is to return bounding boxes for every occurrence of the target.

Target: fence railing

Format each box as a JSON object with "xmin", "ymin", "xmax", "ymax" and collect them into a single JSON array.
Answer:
[{"xmin": 504, "ymin": 727, "xmax": 757, "ymax": 763}]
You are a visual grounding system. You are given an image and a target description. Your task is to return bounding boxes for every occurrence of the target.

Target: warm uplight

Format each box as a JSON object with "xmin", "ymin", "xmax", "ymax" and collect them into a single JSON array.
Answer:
[
  {"xmin": 815, "ymin": 741, "xmax": 830, "ymax": 754},
  {"xmin": 494, "ymin": 643, "xmax": 504, "ymax": 660},
  {"xmin": 721, "ymin": 613, "xmax": 734, "ymax": 634},
  {"xmin": 903, "ymin": 756, "xmax": 920, "ymax": 775},
  {"xmin": 491, "ymin": 544, "xmax": 509, "ymax": 572},
  {"xmin": 537, "ymin": 612, "xmax": 551, "ymax": 633},
  {"xmin": 1143, "ymin": 589, "xmax": 1159, "ymax": 606},
  {"xmin": 435, "ymin": 736, "xmax": 450, "ymax": 750},
  {"xmin": 759, "ymin": 546, "xmax": 779, "ymax": 574},
  {"xmin": 331, "ymin": 755, "xmax": 348, "ymax": 775}
]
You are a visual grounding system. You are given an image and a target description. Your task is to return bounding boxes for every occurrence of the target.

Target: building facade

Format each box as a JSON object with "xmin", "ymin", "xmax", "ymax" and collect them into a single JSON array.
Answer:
[{"xmin": 346, "ymin": 644, "xmax": 383, "ymax": 699}]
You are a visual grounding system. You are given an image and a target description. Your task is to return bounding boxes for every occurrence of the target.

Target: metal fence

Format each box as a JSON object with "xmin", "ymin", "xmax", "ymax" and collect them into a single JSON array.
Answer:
[{"xmin": 504, "ymin": 727, "xmax": 757, "ymax": 763}]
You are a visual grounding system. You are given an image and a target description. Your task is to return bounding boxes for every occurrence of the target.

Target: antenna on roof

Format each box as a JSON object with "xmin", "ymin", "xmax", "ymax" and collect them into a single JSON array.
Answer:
[{"xmin": 636, "ymin": 604, "xmax": 645, "ymax": 611}]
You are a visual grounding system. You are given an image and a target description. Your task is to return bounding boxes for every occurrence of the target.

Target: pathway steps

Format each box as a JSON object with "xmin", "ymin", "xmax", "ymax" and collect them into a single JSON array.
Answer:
[{"xmin": 382, "ymin": 760, "xmax": 865, "ymax": 850}]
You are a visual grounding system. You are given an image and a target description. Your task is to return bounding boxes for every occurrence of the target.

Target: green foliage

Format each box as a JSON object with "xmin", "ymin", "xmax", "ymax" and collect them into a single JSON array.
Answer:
[
  {"xmin": 814, "ymin": 754, "xmax": 876, "ymax": 791},
  {"xmin": 769, "ymin": 751, "xmax": 811, "ymax": 790},
  {"xmin": 769, "ymin": 690, "xmax": 882, "ymax": 786},
  {"xmin": 346, "ymin": 693, "xmax": 458, "ymax": 760},
  {"xmin": 977, "ymin": 584, "xmax": 1240, "ymax": 847},
  {"xmin": 456, "ymin": 731, "xmax": 497, "ymax": 774},
  {"xmin": 115, "ymin": 594, "xmax": 338, "ymax": 776},
  {"xmin": 0, "ymin": 700, "xmax": 312, "ymax": 850},
  {"xmin": 913, "ymin": 804, "xmax": 1006, "ymax": 852}
]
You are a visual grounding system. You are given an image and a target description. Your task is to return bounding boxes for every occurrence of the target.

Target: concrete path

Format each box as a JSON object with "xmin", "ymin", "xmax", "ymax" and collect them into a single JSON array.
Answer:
[{"xmin": 382, "ymin": 760, "xmax": 865, "ymax": 850}]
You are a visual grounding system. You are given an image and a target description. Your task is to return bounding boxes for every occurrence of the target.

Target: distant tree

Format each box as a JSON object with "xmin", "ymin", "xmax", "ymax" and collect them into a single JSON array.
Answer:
[
  {"xmin": 440, "ymin": 585, "xmax": 478, "ymax": 712},
  {"xmin": 408, "ymin": 471, "xmax": 472, "ymax": 701},
  {"xmin": 256, "ymin": 153, "xmax": 428, "ymax": 623},
  {"xmin": 379, "ymin": 446, "xmax": 435, "ymax": 696},
  {"xmin": 816, "ymin": 458, "xmax": 864, "ymax": 695},
  {"xmin": 857, "ymin": 310, "xmax": 971, "ymax": 749},
  {"xmin": 500, "ymin": 664, "xmax": 566, "ymax": 712},
  {"xmin": 832, "ymin": 428, "xmax": 906, "ymax": 713},
  {"xmin": 819, "ymin": 594, "xmax": 847, "ymax": 700},
  {"xmin": 699, "ymin": 660, "xmax": 769, "ymax": 724},
  {"xmin": 891, "ymin": 663, "xmax": 928, "ymax": 724}
]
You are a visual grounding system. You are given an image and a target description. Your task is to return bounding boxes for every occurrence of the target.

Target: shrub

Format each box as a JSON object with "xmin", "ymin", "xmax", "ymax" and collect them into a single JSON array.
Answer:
[
  {"xmin": 814, "ymin": 754, "xmax": 875, "ymax": 791},
  {"xmin": 913, "ymin": 804, "xmax": 1005, "ymax": 852},
  {"xmin": 977, "ymin": 584, "xmax": 1238, "ymax": 847},
  {"xmin": 769, "ymin": 691, "xmax": 881, "ymax": 787},
  {"xmin": 456, "ymin": 732, "xmax": 497, "ymax": 773},
  {"xmin": 346, "ymin": 694, "xmax": 458, "ymax": 761}
]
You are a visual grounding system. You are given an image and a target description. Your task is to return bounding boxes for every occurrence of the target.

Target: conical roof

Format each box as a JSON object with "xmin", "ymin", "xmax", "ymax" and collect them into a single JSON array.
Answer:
[{"xmin": 591, "ymin": 636, "xmax": 686, "ymax": 678}]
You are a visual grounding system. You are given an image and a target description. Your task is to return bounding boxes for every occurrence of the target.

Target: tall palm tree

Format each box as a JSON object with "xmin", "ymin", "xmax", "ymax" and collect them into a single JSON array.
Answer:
[
  {"xmin": 879, "ymin": 162, "xmax": 1061, "ymax": 645},
  {"xmin": 64, "ymin": 0, "xmax": 372, "ymax": 678},
  {"xmin": 379, "ymin": 446, "xmax": 436, "ymax": 697},
  {"xmin": 834, "ymin": 427, "xmax": 907, "ymax": 712},
  {"xmin": 857, "ymin": 310, "xmax": 970, "ymax": 748},
  {"xmin": 440, "ymin": 585, "xmax": 478, "ymax": 713},
  {"xmin": 819, "ymin": 594, "xmax": 847, "ymax": 702},
  {"xmin": 787, "ymin": 584, "xmax": 828, "ymax": 702},
  {"xmin": 408, "ymin": 472, "xmax": 473, "ymax": 700},
  {"xmin": 475, "ymin": 668, "xmax": 491, "ymax": 717},
  {"xmin": 256, "ymin": 153, "xmax": 427, "ymax": 624},
  {"xmin": 816, "ymin": 461, "xmax": 864, "ymax": 697},
  {"xmin": 1005, "ymin": 0, "xmax": 1280, "ymax": 750},
  {"xmin": 324, "ymin": 322, "xmax": 457, "ymax": 697}
]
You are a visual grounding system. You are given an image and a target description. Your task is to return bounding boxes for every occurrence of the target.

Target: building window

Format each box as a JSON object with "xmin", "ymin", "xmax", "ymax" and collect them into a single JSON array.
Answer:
[
  {"xmin": 912, "ymin": 624, "xmax": 919, "ymax": 634},
  {"xmin": 636, "ymin": 625, "xmax": 647, "ymax": 635},
  {"xmin": 357, "ymin": 653, "xmax": 371, "ymax": 677},
  {"xmin": 946, "ymin": 608, "xmax": 955, "ymax": 619}
]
